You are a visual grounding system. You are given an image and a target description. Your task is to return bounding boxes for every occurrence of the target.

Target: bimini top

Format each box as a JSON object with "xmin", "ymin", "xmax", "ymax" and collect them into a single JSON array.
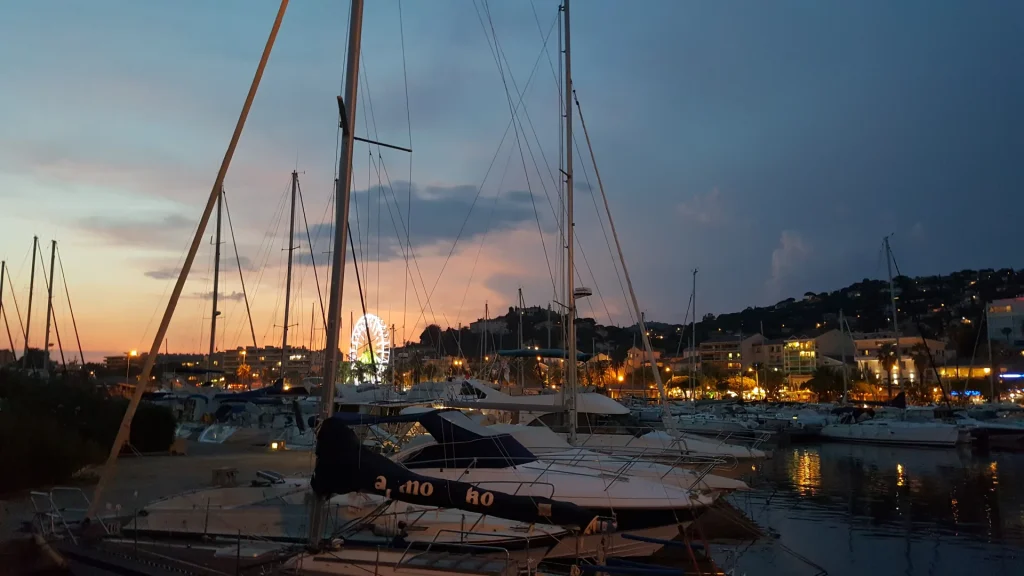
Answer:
[{"xmin": 330, "ymin": 409, "xmax": 537, "ymax": 469}]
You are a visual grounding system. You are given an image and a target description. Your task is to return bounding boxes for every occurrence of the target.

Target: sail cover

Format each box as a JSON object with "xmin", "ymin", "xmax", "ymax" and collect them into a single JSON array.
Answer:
[
  {"xmin": 311, "ymin": 416, "xmax": 609, "ymax": 532},
  {"xmin": 332, "ymin": 409, "xmax": 537, "ymax": 469}
]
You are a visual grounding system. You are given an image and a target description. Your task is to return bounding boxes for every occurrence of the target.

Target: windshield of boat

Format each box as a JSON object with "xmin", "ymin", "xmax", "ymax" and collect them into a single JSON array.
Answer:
[{"xmin": 528, "ymin": 411, "xmax": 654, "ymax": 435}]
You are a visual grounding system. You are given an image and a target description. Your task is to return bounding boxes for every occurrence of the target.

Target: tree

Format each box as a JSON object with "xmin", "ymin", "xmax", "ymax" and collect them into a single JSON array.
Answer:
[
  {"xmin": 762, "ymin": 368, "xmax": 785, "ymax": 400},
  {"xmin": 877, "ymin": 342, "xmax": 897, "ymax": 398},
  {"xmin": 909, "ymin": 344, "xmax": 933, "ymax": 402},
  {"xmin": 805, "ymin": 367, "xmax": 845, "ymax": 402}
]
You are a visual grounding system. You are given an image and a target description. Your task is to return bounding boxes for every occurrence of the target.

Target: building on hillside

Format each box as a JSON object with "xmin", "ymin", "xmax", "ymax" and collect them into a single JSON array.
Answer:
[
  {"xmin": 987, "ymin": 298, "xmax": 1024, "ymax": 350},
  {"xmin": 751, "ymin": 339, "xmax": 785, "ymax": 370},
  {"xmin": 624, "ymin": 346, "xmax": 662, "ymax": 370},
  {"xmin": 851, "ymin": 333, "xmax": 950, "ymax": 384},
  {"xmin": 782, "ymin": 329, "xmax": 856, "ymax": 385},
  {"xmin": 699, "ymin": 334, "xmax": 763, "ymax": 372},
  {"xmin": 469, "ymin": 319, "xmax": 511, "ymax": 336}
]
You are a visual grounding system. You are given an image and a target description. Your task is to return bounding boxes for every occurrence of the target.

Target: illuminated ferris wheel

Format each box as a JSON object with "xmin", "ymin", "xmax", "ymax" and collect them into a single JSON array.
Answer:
[{"xmin": 349, "ymin": 313, "xmax": 391, "ymax": 384}]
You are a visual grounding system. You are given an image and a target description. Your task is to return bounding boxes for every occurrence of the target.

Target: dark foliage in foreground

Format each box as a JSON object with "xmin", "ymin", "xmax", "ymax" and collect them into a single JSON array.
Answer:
[{"xmin": 0, "ymin": 370, "xmax": 175, "ymax": 494}]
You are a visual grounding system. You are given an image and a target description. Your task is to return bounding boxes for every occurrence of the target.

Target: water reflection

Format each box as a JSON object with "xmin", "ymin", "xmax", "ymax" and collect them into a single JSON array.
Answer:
[{"xmin": 726, "ymin": 444, "xmax": 1024, "ymax": 575}]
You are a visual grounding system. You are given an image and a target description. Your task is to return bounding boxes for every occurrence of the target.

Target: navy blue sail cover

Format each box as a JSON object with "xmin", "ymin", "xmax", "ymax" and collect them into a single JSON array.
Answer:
[
  {"xmin": 311, "ymin": 416, "xmax": 608, "ymax": 532},
  {"xmin": 333, "ymin": 409, "xmax": 537, "ymax": 469}
]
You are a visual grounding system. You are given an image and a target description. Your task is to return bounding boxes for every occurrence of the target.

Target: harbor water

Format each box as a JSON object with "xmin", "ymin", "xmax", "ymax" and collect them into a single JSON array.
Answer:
[{"xmin": 722, "ymin": 443, "xmax": 1024, "ymax": 575}]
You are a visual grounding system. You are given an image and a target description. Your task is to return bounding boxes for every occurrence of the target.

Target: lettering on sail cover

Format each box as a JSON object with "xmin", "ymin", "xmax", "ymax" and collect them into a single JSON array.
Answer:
[{"xmin": 465, "ymin": 487, "xmax": 495, "ymax": 507}]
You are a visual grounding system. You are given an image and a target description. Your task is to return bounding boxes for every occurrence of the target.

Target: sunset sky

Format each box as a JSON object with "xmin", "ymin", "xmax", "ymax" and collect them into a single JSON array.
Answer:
[{"xmin": 1, "ymin": 0, "xmax": 1022, "ymax": 361}]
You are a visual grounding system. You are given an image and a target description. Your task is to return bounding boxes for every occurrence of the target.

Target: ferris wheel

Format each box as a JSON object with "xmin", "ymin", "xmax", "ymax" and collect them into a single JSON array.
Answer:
[{"xmin": 349, "ymin": 313, "xmax": 391, "ymax": 384}]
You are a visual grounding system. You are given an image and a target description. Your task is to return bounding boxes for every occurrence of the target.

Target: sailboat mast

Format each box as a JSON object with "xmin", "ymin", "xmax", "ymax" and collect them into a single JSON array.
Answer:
[
  {"xmin": 310, "ymin": 0, "xmax": 363, "ymax": 548},
  {"xmin": 691, "ymin": 268, "xmax": 697, "ymax": 403},
  {"xmin": 839, "ymin": 309, "xmax": 849, "ymax": 403},
  {"xmin": 22, "ymin": 236, "xmax": 38, "ymax": 369},
  {"xmin": 42, "ymin": 240, "xmax": 56, "ymax": 374},
  {"xmin": 562, "ymin": 0, "xmax": 578, "ymax": 444},
  {"xmin": 209, "ymin": 188, "xmax": 223, "ymax": 375},
  {"xmin": 884, "ymin": 236, "xmax": 902, "ymax": 392},
  {"xmin": 282, "ymin": 171, "xmax": 298, "ymax": 375},
  {"xmin": 518, "ymin": 288, "xmax": 524, "ymax": 385},
  {"xmin": 986, "ymin": 306, "xmax": 996, "ymax": 401}
]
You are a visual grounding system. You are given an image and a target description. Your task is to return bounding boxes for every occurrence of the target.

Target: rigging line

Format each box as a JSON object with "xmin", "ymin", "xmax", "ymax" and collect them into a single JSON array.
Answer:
[
  {"xmin": 477, "ymin": 0, "xmax": 557, "ymax": 301},
  {"xmin": 398, "ymin": 0, "xmax": 413, "ymax": 347},
  {"xmin": 54, "ymin": 245, "xmax": 84, "ymax": 365},
  {"xmin": 4, "ymin": 265, "xmax": 26, "ymax": 339},
  {"xmin": 1, "ymin": 306, "xmax": 14, "ymax": 359},
  {"xmin": 485, "ymin": 12, "xmax": 609, "ymax": 331},
  {"xmin": 376, "ymin": 146, "xmax": 382, "ymax": 313},
  {"xmin": 346, "ymin": 224, "xmax": 379, "ymax": 382},
  {"xmin": 573, "ymin": 91, "xmax": 635, "ymax": 325},
  {"xmin": 370, "ymin": 155, "xmax": 436, "ymax": 330},
  {"xmin": 221, "ymin": 190, "xmax": 259, "ymax": 349},
  {"xmin": 246, "ymin": 180, "xmax": 290, "ymax": 346},
  {"xmin": 228, "ymin": 179, "xmax": 288, "ymax": 346},
  {"xmin": 296, "ymin": 178, "xmax": 328, "ymax": 332},
  {"xmin": 415, "ymin": 6, "xmax": 555, "ymax": 319},
  {"xmin": 453, "ymin": 138, "xmax": 517, "ymax": 332},
  {"xmin": 372, "ymin": 155, "xmax": 441, "ymax": 351},
  {"xmin": 480, "ymin": 5, "xmax": 574, "ymax": 302},
  {"xmin": 492, "ymin": 9, "xmax": 563, "ymax": 201}
]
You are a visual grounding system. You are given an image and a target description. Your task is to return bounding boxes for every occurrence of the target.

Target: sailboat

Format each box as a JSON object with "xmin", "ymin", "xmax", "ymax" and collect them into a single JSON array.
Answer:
[{"xmin": 820, "ymin": 237, "xmax": 966, "ymax": 448}]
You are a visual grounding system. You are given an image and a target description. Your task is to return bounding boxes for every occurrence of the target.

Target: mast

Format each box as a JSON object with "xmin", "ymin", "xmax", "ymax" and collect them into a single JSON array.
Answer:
[
  {"xmin": 86, "ymin": 0, "xmax": 289, "ymax": 521},
  {"xmin": 562, "ymin": 0, "xmax": 579, "ymax": 444},
  {"xmin": 884, "ymin": 236, "xmax": 902, "ymax": 392},
  {"xmin": 986, "ymin": 306, "xmax": 996, "ymax": 402},
  {"xmin": 1, "ymin": 261, "xmax": 15, "ymax": 362},
  {"xmin": 282, "ymin": 170, "xmax": 298, "ymax": 375},
  {"xmin": 518, "ymin": 288, "xmax": 524, "ymax": 385},
  {"xmin": 691, "ymin": 269, "xmax": 697, "ymax": 404},
  {"xmin": 22, "ymin": 236, "xmax": 38, "ymax": 369},
  {"xmin": 208, "ymin": 188, "xmax": 223, "ymax": 376},
  {"xmin": 42, "ymin": 240, "xmax": 57, "ymax": 374},
  {"xmin": 309, "ymin": 0, "xmax": 363, "ymax": 547},
  {"xmin": 839, "ymin": 309, "xmax": 849, "ymax": 404}
]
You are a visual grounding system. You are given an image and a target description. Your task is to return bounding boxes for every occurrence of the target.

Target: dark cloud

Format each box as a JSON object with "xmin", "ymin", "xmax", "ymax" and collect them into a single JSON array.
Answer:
[
  {"xmin": 143, "ymin": 255, "xmax": 254, "ymax": 282},
  {"xmin": 297, "ymin": 182, "xmax": 550, "ymax": 265}
]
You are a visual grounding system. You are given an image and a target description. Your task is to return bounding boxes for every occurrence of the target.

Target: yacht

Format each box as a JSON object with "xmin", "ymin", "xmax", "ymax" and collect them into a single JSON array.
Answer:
[{"xmin": 820, "ymin": 405, "xmax": 965, "ymax": 447}]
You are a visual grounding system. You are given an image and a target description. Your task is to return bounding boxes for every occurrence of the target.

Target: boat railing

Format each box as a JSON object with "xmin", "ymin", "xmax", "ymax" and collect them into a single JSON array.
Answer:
[
  {"xmin": 30, "ymin": 487, "xmax": 110, "ymax": 543},
  {"xmin": 399, "ymin": 530, "xmax": 519, "ymax": 574}
]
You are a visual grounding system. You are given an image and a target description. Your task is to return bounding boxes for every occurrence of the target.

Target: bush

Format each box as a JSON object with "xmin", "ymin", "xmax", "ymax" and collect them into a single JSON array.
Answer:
[{"xmin": 0, "ymin": 370, "xmax": 176, "ymax": 494}]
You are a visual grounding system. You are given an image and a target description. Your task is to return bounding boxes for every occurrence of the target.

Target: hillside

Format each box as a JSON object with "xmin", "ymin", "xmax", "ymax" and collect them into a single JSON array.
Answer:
[{"xmin": 409, "ymin": 268, "xmax": 1024, "ymax": 361}]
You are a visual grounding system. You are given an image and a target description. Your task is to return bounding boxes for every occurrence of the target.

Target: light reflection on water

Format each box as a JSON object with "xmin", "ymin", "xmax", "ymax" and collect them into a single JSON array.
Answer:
[{"xmin": 724, "ymin": 444, "xmax": 1024, "ymax": 575}]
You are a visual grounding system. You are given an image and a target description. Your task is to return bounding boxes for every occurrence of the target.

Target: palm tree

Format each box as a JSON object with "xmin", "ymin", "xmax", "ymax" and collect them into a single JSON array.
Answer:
[
  {"xmin": 806, "ymin": 367, "xmax": 844, "ymax": 402},
  {"xmin": 909, "ymin": 344, "xmax": 933, "ymax": 401},
  {"xmin": 877, "ymin": 342, "xmax": 897, "ymax": 398}
]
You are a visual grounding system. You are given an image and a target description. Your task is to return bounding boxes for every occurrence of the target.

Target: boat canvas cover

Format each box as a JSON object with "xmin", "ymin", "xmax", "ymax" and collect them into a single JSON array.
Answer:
[
  {"xmin": 311, "ymin": 416, "xmax": 609, "ymax": 532},
  {"xmin": 333, "ymin": 409, "xmax": 538, "ymax": 468}
]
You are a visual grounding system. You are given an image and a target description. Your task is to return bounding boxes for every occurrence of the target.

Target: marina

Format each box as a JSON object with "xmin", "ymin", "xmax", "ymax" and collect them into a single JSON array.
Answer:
[{"xmin": 2, "ymin": 1, "xmax": 1024, "ymax": 575}]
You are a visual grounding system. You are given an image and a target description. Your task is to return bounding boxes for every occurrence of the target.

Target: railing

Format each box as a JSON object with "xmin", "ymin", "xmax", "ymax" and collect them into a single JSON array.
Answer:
[{"xmin": 30, "ymin": 487, "xmax": 110, "ymax": 543}]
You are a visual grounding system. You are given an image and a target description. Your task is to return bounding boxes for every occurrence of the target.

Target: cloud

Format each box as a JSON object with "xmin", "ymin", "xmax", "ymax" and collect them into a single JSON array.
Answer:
[
  {"xmin": 767, "ymin": 230, "xmax": 812, "ymax": 298},
  {"xmin": 143, "ymin": 255, "xmax": 254, "ymax": 281},
  {"xmin": 191, "ymin": 291, "xmax": 247, "ymax": 302},
  {"xmin": 677, "ymin": 188, "xmax": 725, "ymax": 224},
  {"xmin": 79, "ymin": 213, "xmax": 195, "ymax": 249},
  {"xmin": 299, "ymin": 181, "xmax": 550, "ymax": 265}
]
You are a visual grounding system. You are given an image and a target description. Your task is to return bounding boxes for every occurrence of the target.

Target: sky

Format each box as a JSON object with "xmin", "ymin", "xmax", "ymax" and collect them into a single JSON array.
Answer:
[{"xmin": 0, "ymin": 0, "xmax": 1022, "ymax": 361}]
